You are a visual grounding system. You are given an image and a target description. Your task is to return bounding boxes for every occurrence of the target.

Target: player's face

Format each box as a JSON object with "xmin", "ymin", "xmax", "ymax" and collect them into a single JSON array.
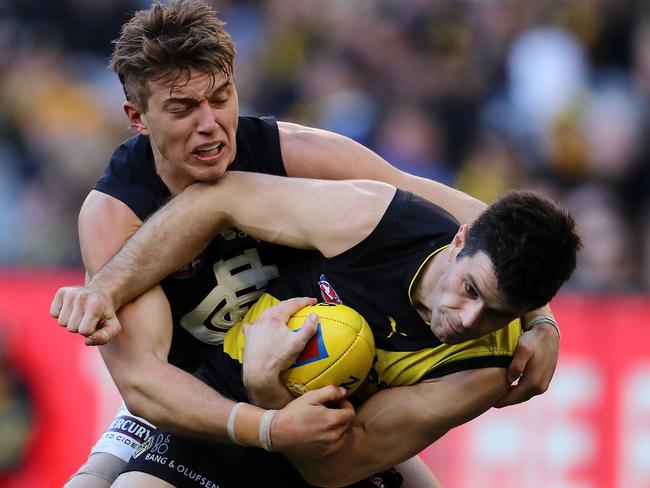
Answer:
[
  {"xmin": 129, "ymin": 69, "xmax": 239, "ymax": 190},
  {"xmin": 428, "ymin": 251, "xmax": 521, "ymax": 344}
]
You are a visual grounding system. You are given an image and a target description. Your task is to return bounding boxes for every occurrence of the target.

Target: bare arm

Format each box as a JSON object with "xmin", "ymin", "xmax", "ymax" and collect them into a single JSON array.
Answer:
[
  {"xmin": 72, "ymin": 191, "xmax": 353, "ymax": 456},
  {"xmin": 290, "ymin": 367, "xmax": 509, "ymax": 487},
  {"xmin": 78, "ymin": 192, "xmax": 245, "ymax": 440},
  {"xmin": 76, "ymin": 173, "xmax": 395, "ymax": 317}
]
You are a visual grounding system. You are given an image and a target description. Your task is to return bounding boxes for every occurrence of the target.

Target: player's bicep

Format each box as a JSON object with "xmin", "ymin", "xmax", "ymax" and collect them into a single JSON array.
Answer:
[
  {"xmin": 279, "ymin": 121, "xmax": 486, "ymax": 224},
  {"xmin": 195, "ymin": 172, "xmax": 396, "ymax": 257},
  {"xmin": 101, "ymin": 286, "xmax": 173, "ymax": 384}
]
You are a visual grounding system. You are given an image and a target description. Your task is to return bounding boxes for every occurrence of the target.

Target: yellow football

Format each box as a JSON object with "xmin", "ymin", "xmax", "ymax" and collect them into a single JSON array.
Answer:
[{"xmin": 281, "ymin": 302, "xmax": 375, "ymax": 396}]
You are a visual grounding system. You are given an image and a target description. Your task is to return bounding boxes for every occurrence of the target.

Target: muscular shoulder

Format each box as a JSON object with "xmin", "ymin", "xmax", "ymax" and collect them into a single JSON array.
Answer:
[
  {"xmin": 278, "ymin": 121, "xmax": 393, "ymax": 180},
  {"xmin": 277, "ymin": 122, "xmax": 337, "ymax": 177},
  {"xmin": 79, "ymin": 190, "xmax": 142, "ymax": 274}
]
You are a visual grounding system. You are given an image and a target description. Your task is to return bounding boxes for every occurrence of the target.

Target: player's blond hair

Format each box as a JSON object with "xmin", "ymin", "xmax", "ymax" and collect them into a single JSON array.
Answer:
[{"xmin": 109, "ymin": 0, "xmax": 235, "ymax": 111}]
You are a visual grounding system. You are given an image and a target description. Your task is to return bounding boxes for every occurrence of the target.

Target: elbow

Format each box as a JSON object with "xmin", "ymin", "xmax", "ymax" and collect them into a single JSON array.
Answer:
[
  {"xmin": 121, "ymin": 390, "xmax": 149, "ymax": 420},
  {"xmin": 115, "ymin": 373, "xmax": 153, "ymax": 421}
]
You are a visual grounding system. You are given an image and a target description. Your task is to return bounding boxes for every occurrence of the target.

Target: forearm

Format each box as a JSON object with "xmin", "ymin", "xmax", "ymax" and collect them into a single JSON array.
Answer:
[
  {"xmin": 245, "ymin": 374, "xmax": 294, "ymax": 409},
  {"xmin": 291, "ymin": 368, "xmax": 507, "ymax": 486},
  {"xmin": 108, "ymin": 351, "xmax": 266, "ymax": 445},
  {"xmin": 92, "ymin": 183, "xmax": 234, "ymax": 308}
]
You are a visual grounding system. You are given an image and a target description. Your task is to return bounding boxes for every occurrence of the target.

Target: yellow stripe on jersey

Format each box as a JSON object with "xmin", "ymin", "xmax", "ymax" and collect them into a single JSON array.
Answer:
[
  {"xmin": 407, "ymin": 244, "xmax": 450, "ymax": 308},
  {"xmin": 223, "ymin": 292, "xmax": 520, "ymax": 389},
  {"xmin": 373, "ymin": 318, "xmax": 522, "ymax": 387},
  {"xmin": 222, "ymin": 293, "xmax": 281, "ymax": 363}
]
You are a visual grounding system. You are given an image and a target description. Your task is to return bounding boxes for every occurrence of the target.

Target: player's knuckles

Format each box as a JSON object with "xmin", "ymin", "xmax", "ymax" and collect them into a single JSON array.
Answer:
[
  {"xmin": 532, "ymin": 379, "xmax": 550, "ymax": 395},
  {"xmin": 523, "ymin": 376, "xmax": 548, "ymax": 396},
  {"xmin": 509, "ymin": 360, "xmax": 525, "ymax": 376}
]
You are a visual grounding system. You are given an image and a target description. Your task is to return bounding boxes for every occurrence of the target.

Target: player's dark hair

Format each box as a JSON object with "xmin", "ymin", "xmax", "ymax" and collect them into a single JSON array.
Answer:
[
  {"xmin": 109, "ymin": 0, "xmax": 235, "ymax": 111},
  {"xmin": 458, "ymin": 191, "xmax": 581, "ymax": 310}
]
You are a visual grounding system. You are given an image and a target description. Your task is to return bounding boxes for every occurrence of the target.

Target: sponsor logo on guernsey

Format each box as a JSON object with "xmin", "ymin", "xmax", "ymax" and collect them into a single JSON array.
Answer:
[
  {"xmin": 318, "ymin": 274, "xmax": 342, "ymax": 304},
  {"xmin": 171, "ymin": 253, "xmax": 204, "ymax": 279},
  {"xmin": 220, "ymin": 227, "xmax": 259, "ymax": 242},
  {"xmin": 386, "ymin": 316, "xmax": 407, "ymax": 338},
  {"xmin": 108, "ymin": 416, "xmax": 153, "ymax": 445},
  {"xmin": 367, "ymin": 476, "xmax": 387, "ymax": 488},
  {"xmin": 291, "ymin": 323, "xmax": 329, "ymax": 366},
  {"xmin": 132, "ymin": 435, "xmax": 154, "ymax": 459}
]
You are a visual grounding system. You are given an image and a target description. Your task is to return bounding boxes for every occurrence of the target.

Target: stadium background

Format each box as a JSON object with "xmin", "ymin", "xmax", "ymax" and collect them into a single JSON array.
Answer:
[{"xmin": 0, "ymin": 1, "xmax": 649, "ymax": 486}]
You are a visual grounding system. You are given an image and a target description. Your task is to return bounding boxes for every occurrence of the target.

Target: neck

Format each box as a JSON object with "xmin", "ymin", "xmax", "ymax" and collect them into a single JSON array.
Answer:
[
  {"xmin": 410, "ymin": 246, "xmax": 452, "ymax": 322},
  {"xmin": 153, "ymin": 152, "xmax": 195, "ymax": 197}
]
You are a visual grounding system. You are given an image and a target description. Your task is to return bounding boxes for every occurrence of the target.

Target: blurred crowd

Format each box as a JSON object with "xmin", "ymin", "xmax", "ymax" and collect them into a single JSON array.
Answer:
[{"xmin": 1, "ymin": 0, "xmax": 649, "ymax": 292}]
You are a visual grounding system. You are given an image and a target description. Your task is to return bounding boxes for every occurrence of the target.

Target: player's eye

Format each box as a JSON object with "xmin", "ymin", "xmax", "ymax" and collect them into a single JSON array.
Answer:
[
  {"xmin": 169, "ymin": 106, "xmax": 193, "ymax": 116},
  {"xmin": 209, "ymin": 97, "xmax": 228, "ymax": 107},
  {"xmin": 464, "ymin": 282, "xmax": 478, "ymax": 297}
]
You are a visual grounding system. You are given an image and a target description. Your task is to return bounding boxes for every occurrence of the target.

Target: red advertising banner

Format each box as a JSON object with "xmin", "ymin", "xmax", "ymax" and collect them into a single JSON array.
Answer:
[
  {"xmin": 0, "ymin": 272, "xmax": 648, "ymax": 487},
  {"xmin": 0, "ymin": 271, "xmax": 120, "ymax": 488}
]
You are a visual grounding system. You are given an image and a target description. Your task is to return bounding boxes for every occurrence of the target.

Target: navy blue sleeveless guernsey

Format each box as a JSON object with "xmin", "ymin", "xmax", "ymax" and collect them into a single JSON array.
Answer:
[{"xmin": 94, "ymin": 116, "xmax": 291, "ymax": 372}]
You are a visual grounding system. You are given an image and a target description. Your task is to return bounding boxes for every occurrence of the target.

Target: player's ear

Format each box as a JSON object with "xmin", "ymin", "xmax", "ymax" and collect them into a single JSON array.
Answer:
[
  {"xmin": 449, "ymin": 224, "xmax": 469, "ymax": 261},
  {"xmin": 124, "ymin": 101, "xmax": 149, "ymax": 135}
]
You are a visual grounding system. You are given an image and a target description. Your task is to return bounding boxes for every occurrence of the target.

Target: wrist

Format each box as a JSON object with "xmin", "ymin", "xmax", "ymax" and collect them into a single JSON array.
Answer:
[
  {"xmin": 87, "ymin": 276, "xmax": 120, "ymax": 310},
  {"xmin": 226, "ymin": 402, "xmax": 278, "ymax": 451},
  {"xmin": 244, "ymin": 372, "xmax": 292, "ymax": 409},
  {"xmin": 522, "ymin": 315, "xmax": 560, "ymax": 339}
]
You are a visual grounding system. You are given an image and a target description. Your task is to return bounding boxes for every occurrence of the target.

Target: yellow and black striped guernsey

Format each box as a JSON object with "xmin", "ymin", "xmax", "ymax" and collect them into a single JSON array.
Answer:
[{"xmin": 199, "ymin": 189, "xmax": 521, "ymax": 400}]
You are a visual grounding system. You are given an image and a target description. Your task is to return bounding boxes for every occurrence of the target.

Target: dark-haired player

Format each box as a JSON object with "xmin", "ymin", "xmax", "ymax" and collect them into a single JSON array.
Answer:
[{"xmin": 54, "ymin": 173, "xmax": 580, "ymax": 487}]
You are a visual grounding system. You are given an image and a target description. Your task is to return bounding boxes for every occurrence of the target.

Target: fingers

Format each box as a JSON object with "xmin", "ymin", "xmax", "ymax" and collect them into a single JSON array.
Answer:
[
  {"xmin": 496, "ymin": 366, "xmax": 551, "ymax": 408},
  {"xmin": 295, "ymin": 312, "xmax": 319, "ymax": 343},
  {"xmin": 51, "ymin": 286, "xmax": 121, "ymax": 345},
  {"xmin": 506, "ymin": 345, "xmax": 531, "ymax": 384},
  {"xmin": 495, "ymin": 376, "xmax": 548, "ymax": 408},
  {"xmin": 304, "ymin": 385, "xmax": 348, "ymax": 405},
  {"xmin": 85, "ymin": 318, "xmax": 122, "ymax": 346},
  {"xmin": 53, "ymin": 287, "xmax": 74, "ymax": 327},
  {"xmin": 49, "ymin": 288, "xmax": 65, "ymax": 318},
  {"xmin": 268, "ymin": 297, "xmax": 317, "ymax": 321}
]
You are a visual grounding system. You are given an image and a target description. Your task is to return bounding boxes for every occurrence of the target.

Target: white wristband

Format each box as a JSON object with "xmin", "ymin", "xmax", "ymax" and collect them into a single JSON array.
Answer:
[
  {"xmin": 259, "ymin": 409, "xmax": 277, "ymax": 452},
  {"xmin": 523, "ymin": 315, "xmax": 560, "ymax": 338},
  {"xmin": 227, "ymin": 402, "xmax": 245, "ymax": 445}
]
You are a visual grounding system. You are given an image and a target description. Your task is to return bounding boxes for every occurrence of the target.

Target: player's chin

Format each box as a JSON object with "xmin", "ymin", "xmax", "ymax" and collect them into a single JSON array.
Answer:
[
  {"xmin": 432, "ymin": 326, "xmax": 464, "ymax": 345},
  {"xmin": 189, "ymin": 161, "xmax": 229, "ymax": 181},
  {"xmin": 439, "ymin": 334, "xmax": 465, "ymax": 345}
]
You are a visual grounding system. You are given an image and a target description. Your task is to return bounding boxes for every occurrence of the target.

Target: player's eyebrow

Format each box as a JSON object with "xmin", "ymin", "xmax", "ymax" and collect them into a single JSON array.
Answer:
[{"xmin": 162, "ymin": 79, "xmax": 231, "ymax": 109}]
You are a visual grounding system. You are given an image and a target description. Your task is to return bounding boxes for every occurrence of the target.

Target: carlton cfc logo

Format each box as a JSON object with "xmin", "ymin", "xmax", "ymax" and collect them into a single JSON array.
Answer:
[{"xmin": 318, "ymin": 274, "xmax": 342, "ymax": 304}]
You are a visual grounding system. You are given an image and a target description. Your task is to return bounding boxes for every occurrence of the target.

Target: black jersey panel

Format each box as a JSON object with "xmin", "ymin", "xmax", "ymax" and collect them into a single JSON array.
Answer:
[{"xmin": 92, "ymin": 116, "xmax": 287, "ymax": 372}]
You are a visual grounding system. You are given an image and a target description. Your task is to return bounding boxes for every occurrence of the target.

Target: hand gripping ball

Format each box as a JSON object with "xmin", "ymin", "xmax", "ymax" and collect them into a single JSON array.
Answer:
[{"xmin": 281, "ymin": 302, "xmax": 375, "ymax": 396}]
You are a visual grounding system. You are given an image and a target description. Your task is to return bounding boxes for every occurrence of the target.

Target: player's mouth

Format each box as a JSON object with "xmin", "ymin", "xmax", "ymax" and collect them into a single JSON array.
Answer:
[
  {"xmin": 192, "ymin": 142, "xmax": 225, "ymax": 162},
  {"xmin": 445, "ymin": 317, "xmax": 465, "ymax": 339}
]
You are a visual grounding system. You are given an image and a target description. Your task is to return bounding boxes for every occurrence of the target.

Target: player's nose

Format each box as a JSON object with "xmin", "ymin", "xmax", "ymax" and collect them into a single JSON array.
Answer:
[
  {"xmin": 460, "ymin": 301, "xmax": 484, "ymax": 330},
  {"xmin": 195, "ymin": 100, "xmax": 220, "ymax": 134}
]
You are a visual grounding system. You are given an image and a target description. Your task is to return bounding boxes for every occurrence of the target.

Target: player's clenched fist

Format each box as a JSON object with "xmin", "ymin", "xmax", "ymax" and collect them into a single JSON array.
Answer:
[{"xmin": 50, "ymin": 285, "xmax": 121, "ymax": 346}]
